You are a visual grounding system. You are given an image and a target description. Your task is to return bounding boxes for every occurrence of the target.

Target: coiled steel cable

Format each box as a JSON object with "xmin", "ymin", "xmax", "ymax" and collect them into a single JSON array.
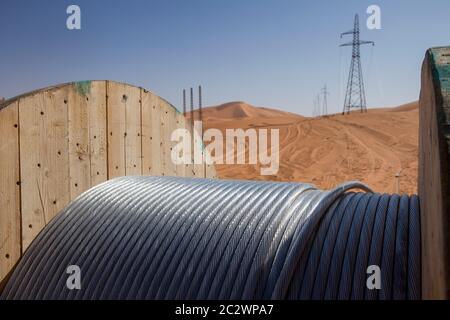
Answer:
[{"xmin": 1, "ymin": 176, "xmax": 421, "ymax": 300}]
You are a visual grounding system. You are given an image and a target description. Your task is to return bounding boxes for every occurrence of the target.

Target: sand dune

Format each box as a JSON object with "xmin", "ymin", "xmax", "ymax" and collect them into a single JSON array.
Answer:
[
  {"xmin": 188, "ymin": 101, "xmax": 418, "ymax": 194},
  {"xmin": 388, "ymin": 101, "xmax": 419, "ymax": 112},
  {"xmin": 197, "ymin": 101, "xmax": 304, "ymax": 120}
]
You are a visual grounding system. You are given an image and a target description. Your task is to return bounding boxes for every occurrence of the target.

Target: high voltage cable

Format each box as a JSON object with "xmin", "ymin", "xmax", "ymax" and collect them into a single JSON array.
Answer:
[{"xmin": 1, "ymin": 176, "xmax": 420, "ymax": 300}]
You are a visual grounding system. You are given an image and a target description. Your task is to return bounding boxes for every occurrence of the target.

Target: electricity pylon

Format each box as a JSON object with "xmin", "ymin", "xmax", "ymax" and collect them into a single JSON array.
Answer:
[
  {"xmin": 313, "ymin": 94, "xmax": 321, "ymax": 117},
  {"xmin": 321, "ymin": 84, "xmax": 330, "ymax": 116},
  {"xmin": 340, "ymin": 14, "xmax": 374, "ymax": 114}
]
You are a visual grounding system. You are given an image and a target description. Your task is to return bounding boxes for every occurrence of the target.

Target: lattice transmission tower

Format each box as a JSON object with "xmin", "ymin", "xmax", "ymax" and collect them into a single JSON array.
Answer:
[
  {"xmin": 340, "ymin": 14, "xmax": 374, "ymax": 114},
  {"xmin": 321, "ymin": 84, "xmax": 330, "ymax": 116}
]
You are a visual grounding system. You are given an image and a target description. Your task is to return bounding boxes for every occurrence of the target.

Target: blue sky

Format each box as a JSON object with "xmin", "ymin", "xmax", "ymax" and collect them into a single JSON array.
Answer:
[{"xmin": 1, "ymin": 0, "xmax": 450, "ymax": 115}]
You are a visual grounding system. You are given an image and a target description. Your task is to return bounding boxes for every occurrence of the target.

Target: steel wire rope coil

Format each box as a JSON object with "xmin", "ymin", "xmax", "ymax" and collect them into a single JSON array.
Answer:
[{"xmin": 1, "ymin": 176, "xmax": 421, "ymax": 300}]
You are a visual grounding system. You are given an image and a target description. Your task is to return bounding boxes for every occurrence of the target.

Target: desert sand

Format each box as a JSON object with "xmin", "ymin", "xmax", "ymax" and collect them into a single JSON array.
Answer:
[{"xmin": 187, "ymin": 101, "xmax": 418, "ymax": 194}]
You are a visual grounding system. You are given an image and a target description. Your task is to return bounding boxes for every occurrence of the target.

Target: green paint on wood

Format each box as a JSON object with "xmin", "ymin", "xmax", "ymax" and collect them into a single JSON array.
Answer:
[
  {"xmin": 429, "ymin": 48, "xmax": 450, "ymax": 93},
  {"xmin": 73, "ymin": 81, "xmax": 92, "ymax": 96},
  {"xmin": 428, "ymin": 47, "xmax": 450, "ymax": 137}
]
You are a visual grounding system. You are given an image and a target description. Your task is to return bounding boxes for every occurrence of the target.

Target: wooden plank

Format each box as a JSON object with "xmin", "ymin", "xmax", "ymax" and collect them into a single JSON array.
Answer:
[
  {"xmin": 419, "ymin": 48, "xmax": 450, "ymax": 299},
  {"xmin": 19, "ymin": 88, "xmax": 70, "ymax": 250},
  {"xmin": 159, "ymin": 101, "xmax": 169, "ymax": 176},
  {"xmin": 124, "ymin": 86, "xmax": 142, "ymax": 176},
  {"xmin": 160, "ymin": 102, "xmax": 177, "ymax": 177},
  {"xmin": 174, "ymin": 111, "xmax": 186, "ymax": 177},
  {"xmin": 141, "ymin": 90, "xmax": 162, "ymax": 176},
  {"xmin": 87, "ymin": 81, "xmax": 108, "ymax": 186},
  {"xmin": 181, "ymin": 112, "xmax": 194, "ymax": 178},
  {"xmin": 19, "ymin": 93, "xmax": 44, "ymax": 249},
  {"xmin": 19, "ymin": 93, "xmax": 46, "ymax": 250},
  {"xmin": 0, "ymin": 102, "xmax": 21, "ymax": 282},
  {"xmin": 192, "ymin": 120, "xmax": 204, "ymax": 178},
  {"xmin": 68, "ymin": 83, "xmax": 90, "ymax": 200},
  {"xmin": 42, "ymin": 89, "xmax": 71, "ymax": 223},
  {"xmin": 107, "ymin": 81, "xmax": 126, "ymax": 179}
]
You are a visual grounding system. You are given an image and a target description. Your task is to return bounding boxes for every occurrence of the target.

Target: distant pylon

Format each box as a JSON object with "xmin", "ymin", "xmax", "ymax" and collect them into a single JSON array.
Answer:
[
  {"xmin": 198, "ymin": 85, "xmax": 205, "ymax": 177},
  {"xmin": 190, "ymin": 88, "xmax": 195, "ymax": 163},
  {"xmin": 314, "ymin": 94, "xmax": 321, "ymax": 117},
  {"xmin": 321, "ymin": 84, "xmax": 330, "ymax": 116},
  {"xmin": 340, "ymin": 14, "xmax": 374, "ymax": 114},
  {"xmin": 198, "ymin": 85, "xmax": 203, "ymax": 123},
  {"xmin": 183, "ymin": 89, "xmax": 186, "ymax": 114}
]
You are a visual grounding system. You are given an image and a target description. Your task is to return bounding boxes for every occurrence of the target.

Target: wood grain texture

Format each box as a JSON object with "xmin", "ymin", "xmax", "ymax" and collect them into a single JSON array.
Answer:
[
  {"xmin": 0, "ymin": 102, "xmax": 21, "ymax": 282},
  {"xmin": 68, "ymin": 85, "xmax": 90, "ymax": 200},
  {"xmin": 0, "ymin": 81, "xmax": 216, "ymax": 284},
  {"xmin": 160, "ymin": 101, "xmax": 177, "ymax": 177},
  {"xmin": 87, "ymin": 81, "xmax": 108, "ymax": 186},
  {"xmin": 174, "ymin": 111, "xmax": 186, "ymax": 177},
  {"xmin": 141, "ymin": 90, "xmax": 162, "ymax": 176},
  {"xmin": 419, "ymin": 48, "xmax": 450, "ymax": 299},
  {"xmin": 19, "ymin": 88, "xmax": 70, "ymax": 250},
  {"xmin": 124, "ymin": 85, "xmax": 142, "ymax": 176},
  {"xmin": 107, "ymin": 81, "xmax": 126, "ymax": 179}
]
